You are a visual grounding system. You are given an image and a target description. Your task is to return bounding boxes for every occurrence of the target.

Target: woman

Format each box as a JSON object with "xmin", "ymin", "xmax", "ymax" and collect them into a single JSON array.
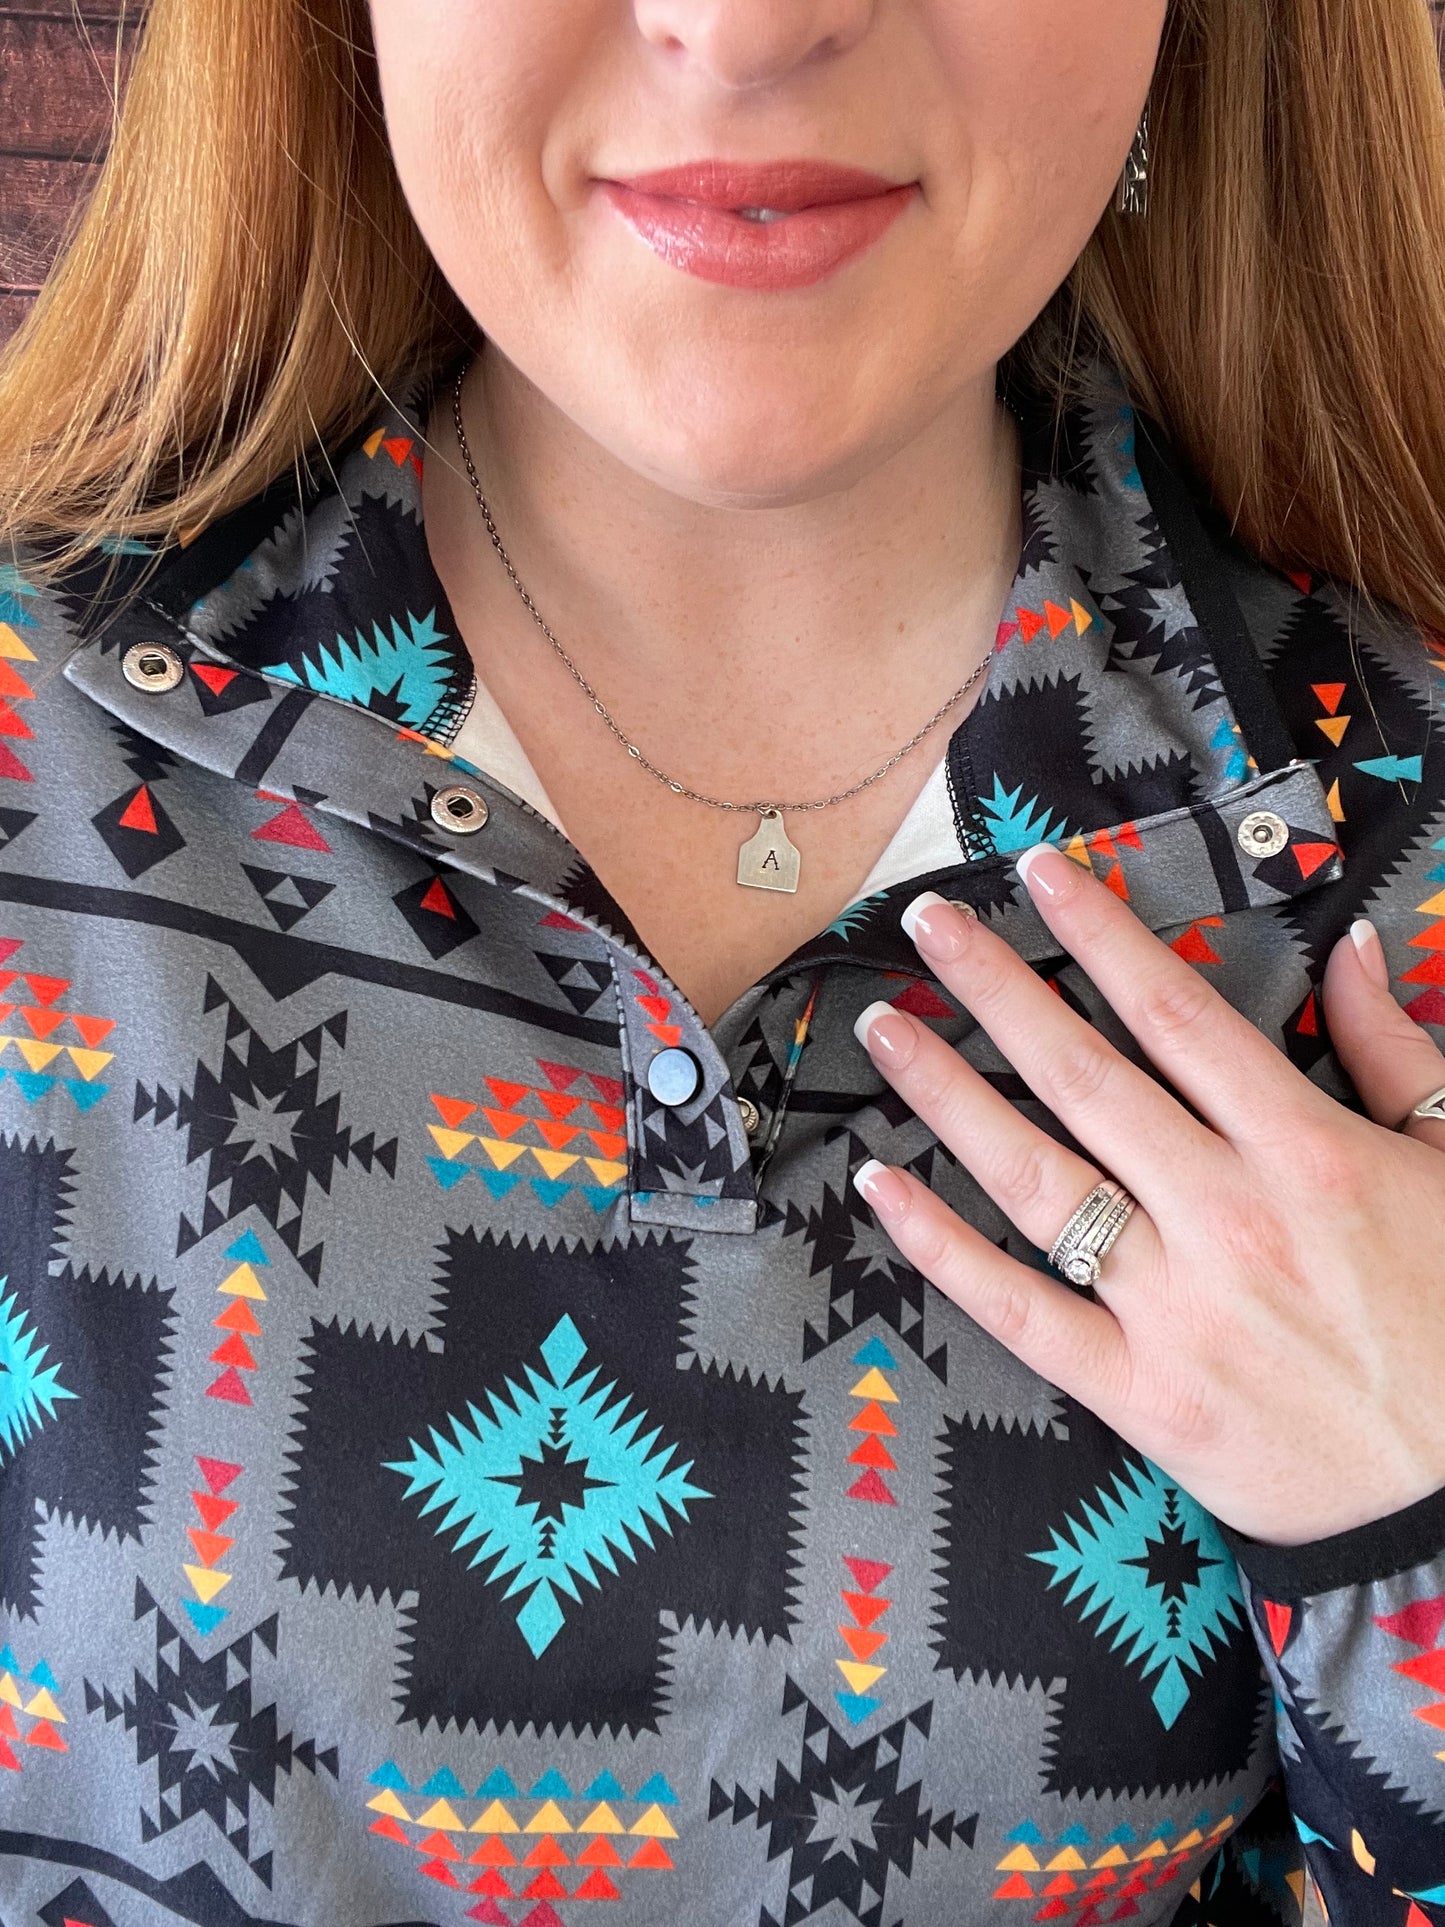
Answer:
[{"xmin": 1, "ymin": 0, "xmax": 1444, "ymax": 1921}]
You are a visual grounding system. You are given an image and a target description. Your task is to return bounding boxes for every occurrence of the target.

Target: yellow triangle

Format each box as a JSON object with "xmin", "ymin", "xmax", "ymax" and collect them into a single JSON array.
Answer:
[
  {"xmin": 1064, "ymin": 834, "xmax": 1092, "ymax": 868},
  {"xmin": 526, "ymin": 1799, "xmax": 573, "ymax": 1834},
  {"xmin": 362, "ymin": 428, "xmax": 387, "ymax": 459},
  {"xmin": 1207, "ymin": 1815, "xmax": 1235, "ymax": 1837},
  {"xmin": 183, "ymin": 1564, "xmax": 232, "ymax": 1603},
  {"xmin": 1044, "ymin": 1846, "xmax": 1086, "ymax": 1871},
  {"xmin": 530, "ymin": 1147, "xmax": 580, "ymax": 1181},
  {"xmin": 848, "ymin": 1367, "xmax": 898, "ymax": 1403},
  {"xmin": 367, "ymin": 1788, "xmax": 413, "ymax": 1821},
  {"xmin": 1070, "ymin": 598, "xmax": 1093, "ymax": 635},
  {"xmin": 1133, "ymin": 1839, "xmax": 1168, "ymax": 1860},
  {"xmin": 470, "ymin": 1800, "xmax": 519, "ymax": 1833},
  {"xmin": 629, "ymin": 1805, "xmax": 679, "ymax": 1839},
  {"xmin": 1091, "ymin": 1845, "xmax": 1130, "ymax": 1867},
  {"xmin": 65, "ymin": 1047, "xmax": 114, "ymax": 1080},
  {"xmin": 1350, "ymin": 1829, "xmax": 1375, "ymax": 1875},
  {"xmin": 477, "ymin": 1136, "xmax": 529, "ymax": 1171},
  {"xmin": 583, "ymin": 1158, "xmax": 627, "ymax": 1187},
  {"xmin": 22, "ymin": 1686, "xmax": 64, "ymax": 1722},
  {"xmin": 1315, "ymin": 714, "xmax": 1350, "ymax": 746},
  {"xmin": 219, "ymin": 1262, "xmax": 267, "ymax": 1300},
  {"xmin": 1173, "ymin": 1829, "xmax": 1203, "ymax": 1852},
  {"xmin": 0, "ymin": 1673, "xmax": 23, "ymax": 1708},
  {"xmin": 1326, "ymin": 777, "xmax": 1345, "ymax": 823},
  {"xmin": 416, "ymin": 1798, "xmax": 466, "ymax": 1830},
  {"xmin": 579, "ymin": 1802, "xmax": 626, "ymax": 1833},
  {"xmin": 14, "ymin": 1039, "xmax": 61, "ymax": 1071},
  {"xmin": 996, "ymin": 1844, "xmax": 1041, "ymax": 1872},
  {"xmin": 0, "ymin": 624, "xmax": 37, "ymax": 661},
  {"xmin": 428, "ymin": 1126, "xmax": 475, "ymax": 1159},
  {"xmin": 1414, "ymin": 888, "xmax": 1445, "ymax": 917},
  {"xmin": 835, "ymin": 1659, "xmax": 886, "ymax": 1693},
  {"xmin": 1285, "ymin": 1870, "xmax": 1306, "ymax": 1909}
]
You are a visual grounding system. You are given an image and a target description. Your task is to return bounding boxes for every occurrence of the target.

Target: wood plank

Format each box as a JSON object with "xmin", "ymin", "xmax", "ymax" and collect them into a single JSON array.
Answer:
[
  {"xmin": 0, "ymin": 151, "xmax": 97, "ymax": 287},
  {"xmin": 0, "ymin": 288, "xmax": 35, "ymax": 343},
  {"xmin": 0, "ymin": 12, "xmax": 136, "ymax": 160}
]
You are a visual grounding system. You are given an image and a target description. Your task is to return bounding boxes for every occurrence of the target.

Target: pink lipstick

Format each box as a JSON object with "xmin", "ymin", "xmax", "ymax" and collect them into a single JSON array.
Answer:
[{"xmin": 596, "ymin": 159, "xmax": 917, "ymax": 290}]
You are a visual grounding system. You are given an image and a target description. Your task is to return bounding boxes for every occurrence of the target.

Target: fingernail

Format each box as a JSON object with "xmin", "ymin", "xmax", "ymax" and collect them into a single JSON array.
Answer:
[
  {"xmin": 901, "ymin": 889, "xmax": 977, "ymax": 959},
  {"xmin": 1349, "ymin": 917, "xmax": 1390, "ymax": 988},
  {"xmin": 853, "ymin": 999, "xmax": 917, "ymax": 1067},
  {"xmin": 853, "ymin": 1157, "xmax": 911, "ymax": 1223},
  {"xmin": 1015, "ymin": 841, "xmax": 1077, "ymax": 900}
]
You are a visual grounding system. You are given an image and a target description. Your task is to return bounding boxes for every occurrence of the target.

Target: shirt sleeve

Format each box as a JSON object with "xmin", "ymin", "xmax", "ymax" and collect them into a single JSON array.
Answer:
[{"xmin": 1221, "ymin": 1488, "xmax": 1445, "ymax": 1923}]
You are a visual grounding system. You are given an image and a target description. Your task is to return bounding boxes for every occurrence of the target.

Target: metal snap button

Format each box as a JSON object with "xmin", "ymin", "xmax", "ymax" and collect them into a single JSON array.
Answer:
[
  {"xmin": 121, "ymin": 641, "xmax": 184, "ymax": 693},
  {"xmin": 738, "ymin": 1096, "xmax": 763, "ymax": 1139},
  {"xmin": 646, "ymin": 1046, "xmax": 702, "ymax": 1109},
  {"xmin": 430, "ymin": 783, "xmax": 489, "ymax": 834},
  {"xmin": 1237, "ymin": 809, "xmax": 1289, "ymax": 859}
]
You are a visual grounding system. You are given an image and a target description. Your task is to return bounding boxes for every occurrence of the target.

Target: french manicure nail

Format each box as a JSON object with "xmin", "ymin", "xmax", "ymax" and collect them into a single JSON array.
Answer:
[
  {"xmin": 1015, "ymin": 841, "xmax": 1075, "ymax": 900},
  {"xmin": 853, "ymin": 1157, "xmax": 910, "ymax": 1222},
  {"xmin": 853, "ymin": 999, "xmax": 916, "ymax": 1067},
  {"xmin": 1349, "ymin": 917, "xmax": 1390, "ymax": 988},
  {"xmin": 901, "ymin": 889, "xmax": 975, "ymax": 959}
]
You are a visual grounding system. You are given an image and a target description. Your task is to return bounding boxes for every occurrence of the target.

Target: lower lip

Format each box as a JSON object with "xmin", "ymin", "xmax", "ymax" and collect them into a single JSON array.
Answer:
[{"xmin": 597, "ymin": 181, "xmax": 916, "ymax": 290}]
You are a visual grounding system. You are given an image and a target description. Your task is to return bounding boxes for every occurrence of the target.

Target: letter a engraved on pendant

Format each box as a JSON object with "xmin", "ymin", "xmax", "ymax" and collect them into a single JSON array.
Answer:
[{"xmin": 737, "ymin": 809, "xmax": 801, "ymax": 893}]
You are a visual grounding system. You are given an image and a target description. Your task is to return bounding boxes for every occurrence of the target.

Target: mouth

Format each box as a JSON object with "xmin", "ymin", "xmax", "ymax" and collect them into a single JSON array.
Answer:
[{"xmin": 603, "ymin": 156, "xmax": 911, "ymax": 216}]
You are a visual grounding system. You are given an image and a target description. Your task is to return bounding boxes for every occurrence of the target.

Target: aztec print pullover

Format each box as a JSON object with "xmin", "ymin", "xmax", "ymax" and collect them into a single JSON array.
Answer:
[{"xmin": 1, "ymin": 347, "xmax": 1445, "ymax": 1927}]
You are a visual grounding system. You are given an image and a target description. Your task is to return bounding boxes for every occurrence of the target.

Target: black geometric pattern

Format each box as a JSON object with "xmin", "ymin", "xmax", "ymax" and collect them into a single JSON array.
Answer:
[
  {"xmin": 708, "ymin": 1679, "xmax": 977, "ymax": 1927},
  {"xmin": 133, "ymin": 974, "xmax": 397, "ymax": 1282},
  {"xmin": 276, "ymin": 1228, "xmax": 805, "ymax": 1737},
  {"xmin": 240, "ymin": 861, "xmax": 334, "ymax": 932}
]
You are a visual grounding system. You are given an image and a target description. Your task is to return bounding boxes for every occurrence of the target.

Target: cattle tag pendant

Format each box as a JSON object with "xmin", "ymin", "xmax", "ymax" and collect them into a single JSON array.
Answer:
[{"xmin": 737, "ymin": 809, "xmax": 801, "ymax": 893}]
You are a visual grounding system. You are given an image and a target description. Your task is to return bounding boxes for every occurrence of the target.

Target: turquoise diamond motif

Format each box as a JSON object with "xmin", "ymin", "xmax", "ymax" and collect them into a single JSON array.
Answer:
[
  {"xmin": 0, "ymin": 1278, "xmax": 75, "ymax": 1465},
  {"xmin": 385, "ymin": 1315, "xmax": 711, "ymax": 1658},
  {"xmin": 1029, "ymin": 1458, "xmax": 1243, "ymax": 1729}
]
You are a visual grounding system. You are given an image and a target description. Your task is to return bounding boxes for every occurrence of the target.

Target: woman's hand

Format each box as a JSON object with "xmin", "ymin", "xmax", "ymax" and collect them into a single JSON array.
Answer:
[{"xmin": 851, "ymin": 842, "xmax": 1445, "ymax": 1548}]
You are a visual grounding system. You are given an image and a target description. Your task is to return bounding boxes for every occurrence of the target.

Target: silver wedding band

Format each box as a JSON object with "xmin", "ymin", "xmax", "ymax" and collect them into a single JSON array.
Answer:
[
  {"xmin": 1048, "ymin": 1179, "xmax": 1138, "ymax": 1287},
  {"xmin": 1395, "ymin": 1082, "xmax": 1445, "ymax": 1133}
]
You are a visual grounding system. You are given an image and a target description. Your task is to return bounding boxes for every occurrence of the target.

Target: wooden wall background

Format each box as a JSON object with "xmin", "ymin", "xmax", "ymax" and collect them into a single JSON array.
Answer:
[{"xmin": 1, "ymin": 3, "xmax": 1444, "ymax": 352}]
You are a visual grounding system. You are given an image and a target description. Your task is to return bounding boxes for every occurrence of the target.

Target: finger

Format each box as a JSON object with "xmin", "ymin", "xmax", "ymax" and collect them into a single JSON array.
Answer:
[
  {"xmin": 984, "ymin": 844, "xmax": 1326, "ymax": 1147},
  {"xmin": 894, "ymin": 892, "xmax": 1222, "ymax": 1214},
  {"xmin": 852, "ymin": 1156, "xmax": 1132, "ymax": 1414},
  {"xmin": 853, "ymin": 996, "xmax": 1163, "ymax": 1282},
  {"xmin": 1322, "ymin": 919, "xmax": 1445, "ymax": 1153}
]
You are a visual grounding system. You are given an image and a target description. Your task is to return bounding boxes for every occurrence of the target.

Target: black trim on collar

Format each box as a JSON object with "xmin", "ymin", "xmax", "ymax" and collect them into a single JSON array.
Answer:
[
  {"xmin": 1221, "ymin": 1481, "xmax": 1445, "ymax": 1599},
  {"xmin": 1133, "ymin": 409, "xmax": 1299, "ymax": 775}
]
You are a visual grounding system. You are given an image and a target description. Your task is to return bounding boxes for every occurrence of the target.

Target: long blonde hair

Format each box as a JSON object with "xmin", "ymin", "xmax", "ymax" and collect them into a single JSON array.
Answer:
[{"xmin": 4, "ymin": 0, "xmax": 1445, "ymax": 638}]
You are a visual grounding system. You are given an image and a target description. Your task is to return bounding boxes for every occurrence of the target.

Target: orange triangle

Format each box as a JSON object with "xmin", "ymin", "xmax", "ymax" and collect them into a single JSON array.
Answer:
[
  {"xmin": 839, "ymin": 1623, "xmax": 888, "ymax": 1662},
  {"xmin": 21, "ymin": 1006, "xmax": 66, "ymax": 1039},
  {"xmin": 485, "ymin": 1078, "xmax": 529, "ymax": 1110},
  {"xmin": 645, "ymin": 1022, "xmax": 683, "ymax": 1048},
  {"xmin": 1101, "ymin": 862, "xmax": 1129, "ymax": 900},
  {"xmin": 1315, "ymin": 715, "xmax": 1350, "ymax": 747},
  {"xmin": 480, "ymin": 1107, "xmax": 530, "ymax": 1139},
  {"xmin": 520, "ymin": 1837, "xmax": 569, "ymax": 1868},
  {"xmin": 382, "ymin": 435, "xmax": 414, "ymax": 466},
  {"xmin": 847, "ymin": 1434, "xmax": 898, "ymax": 1471},
  {"xmin": 577, "ymin": 1837, "xmax": 624, "ymax": 1867},
  {"xmin": 23, "ymin": 1720, "xmax": 65, "ymax": 1752},
  {"xmin": 186, "ymin": 1527, "xmax": 235, "ymax": 1567},
  {"xmin": 69, "ymin": 1013, "xmax": 115, "ymax": 1048},
  {"xmin": 1407, "ymin": 918, "xmax": 1445, "ymax": 949},
  {"xmin": 1170, "ymin": 924, "xmax": 1223, "ymax": 966},
  {"xmin": 1044, "ymin": 599, "xmax": 1073, "ymax": 637},
  {"xmin": 0, "ymin": 696, "xmax": 34, "ymax": 739},
  {"xmin": 534, "ymin": 1119, "xmax": 580, "ymax": 1151},
  {"xmin": 214, "ymin": 1298, "xmax": 263, "ymax": 1336},
  {"xmin": 628, "ymin": 1839, "xmax": 674, "ymax": 1870},
  {"xmin": 536, "ymin": 1090, "xmax": 582, "ymax": 1119},
  {"xmin": 430, "ymin": 1094, "xmax": 478, "ymax": 1129},
  {"xmin": 847, "ymin": 1399, "xmax": 898, "ymax": 1437},
  {"xmin": 587, "ymin": 1131, "xmax": 628, "ymax": 1160},
  {"xmin": 192, "ymin": 1491, "xmax": 239, "ymax": 1530},
  {"xmin": 1293, "ymin": 842, "xmax": 1337, "ymax": 880},
  {"xmin": 1312, "ymin": 681, "xmax": 1347, "ymax": 715},
  {"xmin": 841, "ymin": 1590, "xmax": 891, "ymax": 1628},
  {"xmin": 1016, "ymin": 607, "xmax": 1044, "ymax": 642},
  {"xmin": 117, "ymin": 785, "xmax": 159, "ymax": 833},
  {"xmin": 0, "ymin": 659, "xmax": 33, "ymax": 701}
]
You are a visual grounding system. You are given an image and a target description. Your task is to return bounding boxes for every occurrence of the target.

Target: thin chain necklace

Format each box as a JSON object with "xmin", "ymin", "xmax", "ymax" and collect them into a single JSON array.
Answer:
[{"xmin": 450, "ymin": 357, "xmax": 998, "ymax": 894}]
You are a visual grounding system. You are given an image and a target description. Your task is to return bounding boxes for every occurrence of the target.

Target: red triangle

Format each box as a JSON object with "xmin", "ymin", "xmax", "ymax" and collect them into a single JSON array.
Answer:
[
  {"xmin": 1263, "ymin": 1600, "xmax": 1292, "ymax": 1656},
  {"xmin": 369, "ymin": 1815, "xmax": 409, "ymax": 1843},
  {"xmin": 1044, "ymin": 599, "xmax": 1073, "ymax": 637},
  {"xmin": 0, "ymin": 1737, "xmax": 18, "ymax": 1771},
  {"xmin": 539, "ymin": 910, "xmax": 587, "ymax": 931},
  {"xmin": 24, "ymin": 973, "xmax": 68, "ymax": 1006},
  {"xmin": 195, "ymin": 1455, "xmax": 243, "ymax": 1494},
  {"xmin": 205, "ymin": 1366, "xmax": 253, "ymax": 1406},
  {"xmin": 1169, "ymin": 923, "xmax": 1224, "ymax": 966},
  {"xmin": 992, "ymin": 1874, "xmax": 1034, "ymax": 1899},
  {"xmin": 536, "ymin": 1059, "xmax": 583, "ymax": 1091},
  {"xmin": 192, "ymin": 661, "xmax": 239, "ymax": 694},
  {"xmin": 1406, "ymin": 988, "xmax": 1445, "ymax": 1026},
  {"xmin": 419, "ymin": 877, "xmax": 456, "ymax": 917},
  {"xmin": 1311, "ymin": 681, "xmax": 1346, "ymax": 714},
  {"xmin": 0, "ymin": 744, "xmax": 33, "ymax": 781},
  {"xmin": 847, "ymin": 1434, "xmax": 898, "ymax": 1472},
  {"xmin": 1408, "ymin": 917, "xmax": 1445, "ymax": 949},
  {"xmin": 466, "ymin": 1902, "xmax": 511, "ymax": 1925},
  {"xmin": 0, "ymin": 1703, "xmax": 16, "ymax": 1737},
  {"xmin": 485, "ymin": 1078, "xmax": 530, "ymax": 1110},
  {"xmin": 252, "ymin": 802, "xmax": 332, "ymax": 852},
  {"xmin": 466, "ymin": 1869, "xmax": 514, "ymax": 1896},
  {"xmin": 890, "ymin": 979, "xmax": 955, "ymax": 1019},
  {"xmin": 431, "ymin": 1094, "xmax": 478, "ymax": 1128},
  {"xmin": 1376, "ymin": 1595, "xmax": 1445, "ymax": 1649},
  {"xmin": 842, "ymin": 1556, "xmax": 893, "ymax": 1594},
  {"xmin": 1402, "ymin": 953, "xmax": 1445, "ymax": 985},
  {"xmin": 117, "ymin": 785, "xmax": 159, "ymax": 833},
  {"xmin": 588, "ymin": 1073, "xmax": 626, "ymax": 1105},
  {"xmin": 1292, "ymin": 841, "xmax": 1337, "ymax": 881},
  {"xmin": 209, "ymin": 1331, "xmax": 257, "ymax": 1371},
  {"xmin": 1295, "ymin": 990, "xmax": 1319, "ymax": 1038},
  {"xmin": 192, "ymin": 1490, "xmax": 239, "ymax": 1530},
  {"xmin": 518, "ymin": 1898, "xmax": 567, "ymax": 1924},
  {"xmin": 1286, "ymin": 569, "xmax": 1314, "ymax": 595},
  {"xmin": 25, "ymin": 1720, "xmax": 65, "ymax": 1751},
  {"xmin": 1394, "ymin": 1648, "xmax": 1445, "ymax": 1690},
  {"xmin": 995, "ymin": 620, "xmax": 1018, "ymax": 651},
  {"xmin": 841, "ymin": 1589, "xmax": 891, "ymax": 1628},
  {"xmin": 573, "ymin": 1869, "xmax": 622, "ymax": 1900},
  {"xmin": 1016, "ymin": 607, "xmax": 1044, "ymax": 643},
  {"xmin": 381, "ymin": 435, "xmax": 414, "ymax": 466},
  {"xmin": 0, "ymin": 695, "xmax": 34, "ymax": 739},
  {"xmin": 846, "ymin": 1468, "xmax": 898, "ymax": 1506},
  {"xmin": 523, "ymin": 1873, "xmax": 569, "ymax": 1900}
]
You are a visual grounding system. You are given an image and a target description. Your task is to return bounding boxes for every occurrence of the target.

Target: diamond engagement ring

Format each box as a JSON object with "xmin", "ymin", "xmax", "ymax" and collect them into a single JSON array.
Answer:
[{"xmin": 1047, "ymin": 1179, "xmax": 1138, "ymax": 1287}]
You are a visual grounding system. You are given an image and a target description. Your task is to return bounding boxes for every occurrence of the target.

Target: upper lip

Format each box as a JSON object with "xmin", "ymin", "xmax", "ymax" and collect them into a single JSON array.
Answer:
[{"xmin": 603, "ymin": 159, "xmax": 909, "ymax": 211}]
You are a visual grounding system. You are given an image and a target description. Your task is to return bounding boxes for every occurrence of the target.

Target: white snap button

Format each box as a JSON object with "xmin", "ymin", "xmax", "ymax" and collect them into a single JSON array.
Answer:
[
  {"xmin": 647, "ymin": 1047, "xmax": 702, "ymax": 1108},
  {"xmin": 738, "ymin": 1096, "xmax": 762, "ymax": 1138},
  {"xmin": 121, "ymin": 642, "xmax": 185, "ymax": 693},
  {"xmin": 1237, "ymin": 810, "xmax": 1289, "ymax": 859},
  {"xmin": 430, "ymin": 784, "xmax": 489, "ymax": 834}
]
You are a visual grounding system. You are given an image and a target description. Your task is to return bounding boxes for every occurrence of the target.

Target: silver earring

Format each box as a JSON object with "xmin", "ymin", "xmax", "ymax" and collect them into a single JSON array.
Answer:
[{"xmin": 1115, "ymin": 99, "xmax": 1151, "ymax": 217}]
